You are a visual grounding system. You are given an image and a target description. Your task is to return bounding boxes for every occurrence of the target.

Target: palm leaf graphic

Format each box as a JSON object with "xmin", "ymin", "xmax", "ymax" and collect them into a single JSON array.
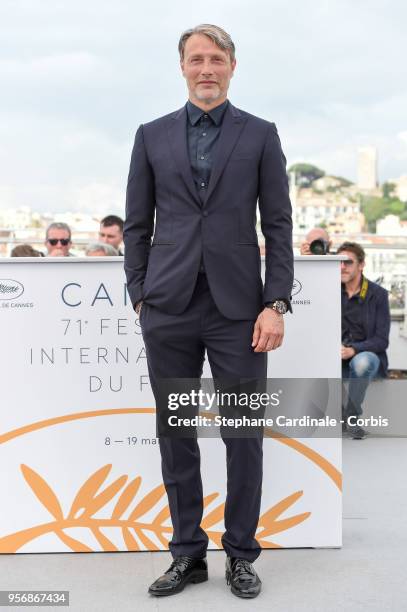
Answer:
[
  {"xmin": 258, "ymin": 513, "xmax": 311, "ymax": 539},
  {"xmin": 256, "ymin": 491, "xmax": 311, "ymax": 540},
  {"xmin": 205, "ymin": 530, "xmax": 223, "ymax": 548},
  {"xmin": 199, "ymin": 493, "xmax": 225, "ymax": 548},
  {"xmin": 112, "ymin": 477, "xmax": 141, "ymax": 519},
  {"xmin": 136, "ymin": 528, "xmax": 159, "ymax": 551},
  {"xmin": 122, "ymin": 527, "xmax": 140, "ymax": 551},
  {"xmin": 68, "ymin": 465, "xmax": 128, "ymax": 519},
  {"xmin": 55, "ymin": 529, "xmax": 92, "ymax": 552},
  {"xmin": 201, "ymin": 492, "xmax": 219, "ymax": 507},
  {"xmin": 79, "ymin": 476, "xmax": 128, "ymax": 518},
  {"xmin": 0, "ymin": 466, "xmax": 312, "ymax": 553},
  {"xmin": 21, "ymin": 464, "xmax": 63, "ymax": 520},
  {"xmin": 200, "ymin": 501, "xmax": 225, "ymax": 529},
  {"xmin": 90, "ymin": 527, "xmax": 118, "ymax": 551},
  {"xmin": 258, "ymin": 490, "xmax": 303, "ymax": 524},
  {"xmin": 151, "ymin": 529, "xmax": 170, "ymax": 550},
  {"xmin": 128, "ymin": 484, "xmax": 166, "ymax": 521},
  {"xmin": 152, "ymin": 504, "xmax": 171, "ymax": 527},
  {"xmin": 68, "ymin": 464, "xmax": 112, "ymax": 519}
]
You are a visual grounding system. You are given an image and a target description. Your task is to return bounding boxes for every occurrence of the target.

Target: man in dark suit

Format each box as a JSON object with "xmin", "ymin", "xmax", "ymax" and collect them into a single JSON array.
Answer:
[{"xmin": 124, "ymin": 24, "xmax": 293, "ymax": 599}]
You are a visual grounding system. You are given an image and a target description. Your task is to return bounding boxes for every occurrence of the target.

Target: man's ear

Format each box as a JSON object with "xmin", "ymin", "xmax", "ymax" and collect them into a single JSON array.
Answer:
[
  {"xmin": 231, "ymin": 58, "xmax": 236, "ymax": 77},
  {"xmin": 180, "ymin": 60, "xmax": 186, "ymax": 78}
]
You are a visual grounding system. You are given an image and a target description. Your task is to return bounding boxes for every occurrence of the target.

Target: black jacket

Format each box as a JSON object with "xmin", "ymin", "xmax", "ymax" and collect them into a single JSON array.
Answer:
[
  {"xmin": 349, "ymin": 279, "xmax": 390, "ymax": 376},
  {"xmin": 124, "ymin": 102, "xmax": 293, "ymax": 320}
]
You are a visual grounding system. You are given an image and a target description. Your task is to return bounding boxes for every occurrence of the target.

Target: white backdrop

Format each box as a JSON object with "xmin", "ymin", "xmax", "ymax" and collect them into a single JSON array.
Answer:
[{"xmin": 0, "ymin": 256, "xmax": 342, "ymax": 553}]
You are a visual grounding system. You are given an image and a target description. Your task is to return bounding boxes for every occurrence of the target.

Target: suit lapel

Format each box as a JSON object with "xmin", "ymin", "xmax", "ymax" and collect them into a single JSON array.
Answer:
[
  {"xmin": 168, "ymin": 107, "xmax": 201, "ymax": 207},
  {"xmin": 203, "ymin": 103, "xmax": 247, "ymax": 205}
]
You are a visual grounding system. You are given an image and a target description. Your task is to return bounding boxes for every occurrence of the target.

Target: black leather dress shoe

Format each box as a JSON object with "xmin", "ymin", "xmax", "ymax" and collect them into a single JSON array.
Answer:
[
  {"xmin": 225, "ymin": 557, "xmax": 261, "ymax": 598},
  {"xmin": 148, "ymin": 555, "xmax": 208, "ymax": 596}
]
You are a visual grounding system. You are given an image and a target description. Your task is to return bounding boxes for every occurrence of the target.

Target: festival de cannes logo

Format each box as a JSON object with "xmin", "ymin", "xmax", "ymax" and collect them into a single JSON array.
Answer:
[
  {"xmin": 0, "ymin": 279, "xmax": 24, "ymax": 300},
  {"xmin": 292, "ymin": 278, "xmax": 302, "ymax": 296}
]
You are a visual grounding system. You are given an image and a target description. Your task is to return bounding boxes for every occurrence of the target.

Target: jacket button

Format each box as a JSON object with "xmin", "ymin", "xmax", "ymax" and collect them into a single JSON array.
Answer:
[{"xmin": 203, "ymin": 211, "xmax": 208, "ymax": 217}]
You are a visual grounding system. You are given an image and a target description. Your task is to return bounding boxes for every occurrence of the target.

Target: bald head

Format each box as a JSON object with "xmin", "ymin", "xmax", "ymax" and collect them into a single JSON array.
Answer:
[
  {"xmin": 300, "ymin": 227, "xmax": 331, "ymax": 255},
  {"xmin": 306, "ymin": 228, "xmax": 330, "ymax": 243}
]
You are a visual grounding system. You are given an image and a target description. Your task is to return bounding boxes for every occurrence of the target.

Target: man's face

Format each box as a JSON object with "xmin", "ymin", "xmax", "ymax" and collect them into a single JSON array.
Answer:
[
  {"xmin": 181, "ymin": 34, "xmax": 236, "ymax": 108},
  {"xmin": 340, "ymin": 250, "xmax": 364, "ymax": 284},
  {"xmin": 45, "ymin": 228, "xmax": 71, "ymax": 256},
  {"xmin": 99, "ymin": 224, "xmax": 122, "ymax": 249}
]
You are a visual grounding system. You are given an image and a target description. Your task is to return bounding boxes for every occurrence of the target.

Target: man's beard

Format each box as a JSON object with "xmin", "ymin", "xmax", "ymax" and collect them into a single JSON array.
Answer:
[{"xmin": 194, "ymin": 84, "xmax": 222, "ymax": 104}]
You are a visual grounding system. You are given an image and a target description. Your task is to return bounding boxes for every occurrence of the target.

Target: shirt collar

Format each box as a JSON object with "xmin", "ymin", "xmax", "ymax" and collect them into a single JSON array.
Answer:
[
  {"xmin": 186, "ymin": 99, "xmax": 229, "ymax": 126},
  {"xmin": 341, "ymin": 282, "xmax": 361, "ymax": 298}
]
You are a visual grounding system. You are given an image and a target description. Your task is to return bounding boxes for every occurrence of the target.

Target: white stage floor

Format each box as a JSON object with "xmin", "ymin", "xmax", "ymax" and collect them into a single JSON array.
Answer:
[{"xmin": 1, "ymin": 438, "xmax": 406, "ymax": 612}]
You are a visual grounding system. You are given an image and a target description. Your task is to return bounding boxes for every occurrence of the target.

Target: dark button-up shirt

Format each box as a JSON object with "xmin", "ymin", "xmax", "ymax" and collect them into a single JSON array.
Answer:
[
  {"xmin": 186, "ymin": 99, "xmax": 228, "ymax": 202},
  {"xmin": 341, "ymin": 283, "xmax": 366, "ymax": 345},
  {"xmin": 186, "ymin": 99, "xmax": 228, "ymax": 273}
]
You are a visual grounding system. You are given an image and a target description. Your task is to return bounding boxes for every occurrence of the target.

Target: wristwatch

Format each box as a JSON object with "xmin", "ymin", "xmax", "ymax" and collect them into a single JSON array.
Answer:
[{"xmin": 265, "ymin": 300, "xmax": 288, "ymax": 315}]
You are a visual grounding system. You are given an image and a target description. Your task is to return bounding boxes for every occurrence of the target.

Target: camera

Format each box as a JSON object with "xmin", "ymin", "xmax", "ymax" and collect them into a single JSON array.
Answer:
[{"xmin": 309, "ymin": 239, "xmax": 330, "ymax": 255}]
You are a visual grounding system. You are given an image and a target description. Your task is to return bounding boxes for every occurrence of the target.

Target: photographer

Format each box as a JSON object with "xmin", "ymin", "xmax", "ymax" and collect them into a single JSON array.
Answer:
[
  {"xmin": 300, "ymin": 227, "xmax": 332, "ymax": 255},
  {"xmin": 338, "ymin": 242, "xmax": 390, "ymax": 439}
]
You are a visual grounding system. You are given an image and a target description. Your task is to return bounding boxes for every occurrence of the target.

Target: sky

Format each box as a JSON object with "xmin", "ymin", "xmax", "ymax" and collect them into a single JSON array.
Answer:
[{"xmin": 0, "ymin": 0, "xmax": 406, "ymax": 217}]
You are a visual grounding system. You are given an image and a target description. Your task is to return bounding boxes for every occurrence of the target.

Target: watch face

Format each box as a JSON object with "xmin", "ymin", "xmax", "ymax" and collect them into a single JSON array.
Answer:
[{"xmin": 274, "ymin": 300, "xmax": 287, "ymax": 314}]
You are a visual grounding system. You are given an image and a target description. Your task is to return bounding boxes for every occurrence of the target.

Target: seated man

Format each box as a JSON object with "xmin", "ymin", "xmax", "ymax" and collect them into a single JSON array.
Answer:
[
  {"xmin": 337, "ymin": 241, "xmax": 390, "ymax": 439},
  {"xmin": 300, "ymin": 227, "xmax": 332, "ymax": 255}
]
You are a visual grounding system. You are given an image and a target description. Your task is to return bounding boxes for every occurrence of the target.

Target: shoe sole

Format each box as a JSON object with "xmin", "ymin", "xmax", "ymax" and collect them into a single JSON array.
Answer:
[
  {"xmin": 349, "ymin": 430, "xmax": 367, "ymax": 439},
  {"xmin": 225, "ymin": 570, "xmax": 261, "ymax": 599},
  {"xmin": 148, "ymin": 570, "xmax": 208, "ymax": 596}
]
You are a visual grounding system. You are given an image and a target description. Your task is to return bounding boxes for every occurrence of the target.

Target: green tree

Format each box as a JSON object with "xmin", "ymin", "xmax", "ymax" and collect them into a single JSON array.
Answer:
[
  {"xmin": 382, "ymin": 182, "xmax": 396, "ymax": 199},
  {"xmin": 288, "ymin": 163, "xmax": 325, "ymax": 186},
  {"xmin": 361, "ymin": 194, "xmax": 407, "ymax": 232},
  {"xmin": 389, "ymin": 200, "xmax": 405, "ymax": 216},
  {"xmin": 361, "ymin": 196, "xmax": 384, "ymax": 232}
]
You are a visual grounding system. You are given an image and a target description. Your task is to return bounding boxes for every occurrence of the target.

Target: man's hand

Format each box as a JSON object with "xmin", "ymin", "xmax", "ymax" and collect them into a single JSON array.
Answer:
[
  {"xmin": 300, "ymin": 241, "xmax": 311, "ymax": 255},
  {"xmin": 134, "ymin": 300, "xmax": 143, "ymax": 315},
  {"xmin": 341, "ymin": 345, "xmax": 356, "ymax": 360},
  {"xmin": 252, "ymin": 308, "xmax": 284, "ymax": 352}
]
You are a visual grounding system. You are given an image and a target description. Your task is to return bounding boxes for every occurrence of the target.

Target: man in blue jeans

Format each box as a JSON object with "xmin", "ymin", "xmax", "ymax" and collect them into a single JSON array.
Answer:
[{"xmin": 337, "ymin": 242, "xmax": 390, "ymax": 439}]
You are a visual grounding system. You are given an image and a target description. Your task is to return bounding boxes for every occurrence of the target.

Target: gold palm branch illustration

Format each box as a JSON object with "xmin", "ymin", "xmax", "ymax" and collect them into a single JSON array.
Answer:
[{"xmin": 0, "ymin": 464, "xmax": 310, "ymax": 553}]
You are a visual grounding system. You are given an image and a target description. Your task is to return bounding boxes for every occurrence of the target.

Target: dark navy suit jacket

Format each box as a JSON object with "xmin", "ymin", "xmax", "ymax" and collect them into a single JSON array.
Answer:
[{"xmin": 124, "ymin": 102, "xmax": 293, "ymax": 320}]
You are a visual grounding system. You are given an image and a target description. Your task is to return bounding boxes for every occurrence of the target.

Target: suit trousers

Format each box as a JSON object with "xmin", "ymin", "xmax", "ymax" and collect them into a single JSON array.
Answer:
[{"xmin": 140, "ymin": 271, "xmax": 267, "ymax": 561}]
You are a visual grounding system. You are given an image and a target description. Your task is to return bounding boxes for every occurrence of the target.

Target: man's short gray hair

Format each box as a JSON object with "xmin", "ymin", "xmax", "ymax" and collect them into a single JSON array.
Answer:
[
  {"xmin": 178, "ymin": 24, "xmax": 235, "ymax": 62},
  {"xmin": 46, "ymin": 222, "xmax": 72, "ymax": 241},
  {"xmin": 86, "ymin": 242, "xmax": 119, "ymax": 256}
]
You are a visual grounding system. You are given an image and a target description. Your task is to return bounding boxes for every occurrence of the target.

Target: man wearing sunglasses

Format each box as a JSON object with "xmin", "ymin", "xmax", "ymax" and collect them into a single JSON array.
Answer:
[
  {"xmin": 337, "ymin": 241, "xmax": 390, "ymax": 439},
  {"xmin": 45, "ymin": 222, "xmax": 74, "ymax": 257}
]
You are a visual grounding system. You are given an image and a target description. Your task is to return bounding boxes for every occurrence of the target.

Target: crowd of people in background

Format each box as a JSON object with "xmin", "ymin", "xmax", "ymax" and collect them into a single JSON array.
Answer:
[
  {"xmin": 10, "ymin": 215, "xmax": 124, "ymax": 258},
  {"xmin": 8, "ymin": 218, "xmax": 391, "ymax": 440}
]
